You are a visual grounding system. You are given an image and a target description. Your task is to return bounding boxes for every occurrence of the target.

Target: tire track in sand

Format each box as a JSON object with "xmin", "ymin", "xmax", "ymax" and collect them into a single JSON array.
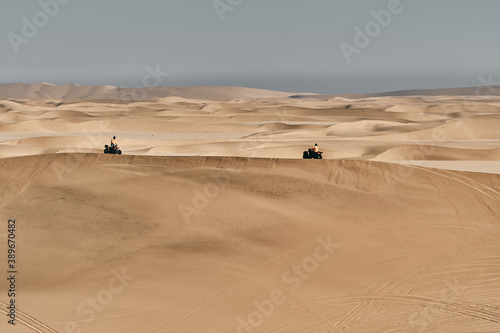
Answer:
[
  {"xmin": 144, "ymin": 249, "xmax": 293, "ymax": 333},
  {"xmin": 0, "ymin": 300, "xmax": 58, "ymax": 332},
  {"xmin": 293, "ymin": 294, "xmax": 500, "ymax": 324}
]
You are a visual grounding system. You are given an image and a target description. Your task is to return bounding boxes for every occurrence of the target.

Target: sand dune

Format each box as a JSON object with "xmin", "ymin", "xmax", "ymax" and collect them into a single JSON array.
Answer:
[
  {"xmin": 0, "ymin": 83, "xmax": 294, "ymax": 101},
  {"xmin": 373, "ymin": 145, "xmax": 500, "ymax": 161},
  {"xmin": 2, "ymin": 91, "xmax": 500, "ymax": 160},
  {"xmin": 0, "ymin": 85, "xmax": 500, "ymax": 332},
  {"xmin": 0, "ymin": 154, "xmax": 499, "ymax": 332},
  {"xmin": 4, "ymin": 82, "xmax": 500, "ymax": 102},
  {"xmin": 293, "ymin": 85, "xmax": 500, "ymax": 99}
]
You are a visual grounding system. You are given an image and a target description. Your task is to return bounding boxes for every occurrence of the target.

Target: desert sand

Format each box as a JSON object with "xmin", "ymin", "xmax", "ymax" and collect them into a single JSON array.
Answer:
[{"xmin": 1, "ymin": 83, "xmax": 499, "ymax": 332}]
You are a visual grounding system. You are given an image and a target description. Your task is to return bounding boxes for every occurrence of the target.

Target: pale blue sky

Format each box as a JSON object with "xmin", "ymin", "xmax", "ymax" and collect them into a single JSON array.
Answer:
[{"xmin": 1, "ymin": 0, "xmax": 499, "ymax": 93}]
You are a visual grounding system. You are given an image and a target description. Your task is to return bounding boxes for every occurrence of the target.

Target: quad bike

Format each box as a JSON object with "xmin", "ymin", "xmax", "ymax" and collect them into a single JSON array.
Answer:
[
  {"xmin": 104, "ymin": 144, "xmax": 122, "ymax": 155},
  {"xmin": 303, "ymin": 148, "xmax": 322, "ymax": 159}
]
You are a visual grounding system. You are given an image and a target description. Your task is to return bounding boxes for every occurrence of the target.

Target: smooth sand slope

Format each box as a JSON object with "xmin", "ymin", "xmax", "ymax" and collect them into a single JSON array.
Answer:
[
  {"xmin": 0, "ymin": 154, "xmax": 499, "ymax": 332},
  {"xmin": 0, "ymin": 85, "xmax": 500, "ymax": 332}
]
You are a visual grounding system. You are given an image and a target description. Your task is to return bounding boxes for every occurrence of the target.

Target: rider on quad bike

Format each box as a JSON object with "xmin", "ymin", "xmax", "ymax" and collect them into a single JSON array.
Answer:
[
  {"xmin": 303, "ymin": 143, "xmax": 323, "ymax": 159},
  {"xmin": 104, "ymin": 136, "xmax": 122, "ymax": 154}
]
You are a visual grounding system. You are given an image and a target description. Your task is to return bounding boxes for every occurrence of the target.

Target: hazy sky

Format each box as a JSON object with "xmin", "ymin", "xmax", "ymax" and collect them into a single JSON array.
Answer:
[{"xmin": 1, "ymin": 0, "xmax": 500, "ymax": 94}]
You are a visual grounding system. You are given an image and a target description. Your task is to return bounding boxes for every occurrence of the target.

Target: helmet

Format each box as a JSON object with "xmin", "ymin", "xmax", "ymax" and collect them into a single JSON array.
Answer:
[
  {"xmin": 113, "ymin": 136, "xmax": 116, "ymax": 139},
  {"xmin": 315, "ymin": 143, "xmax": 318, "ymax": 146}
]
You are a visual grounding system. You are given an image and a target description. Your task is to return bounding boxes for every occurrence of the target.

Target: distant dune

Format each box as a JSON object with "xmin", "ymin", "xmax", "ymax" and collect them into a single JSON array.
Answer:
[
  {"xmin": 292, "ymin": 85, "xmax": 500, "ymax": 99},
  {"xmin": 1, "ymin": 90, "xmax": 500, "ymax": 167},
  {"xmin": 0, "ymin": 82, "xmax": 294, "ymax": 101},
  {"xmin": 2, "ymin": 82, "xmax": 500, "ymax": 101}
]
